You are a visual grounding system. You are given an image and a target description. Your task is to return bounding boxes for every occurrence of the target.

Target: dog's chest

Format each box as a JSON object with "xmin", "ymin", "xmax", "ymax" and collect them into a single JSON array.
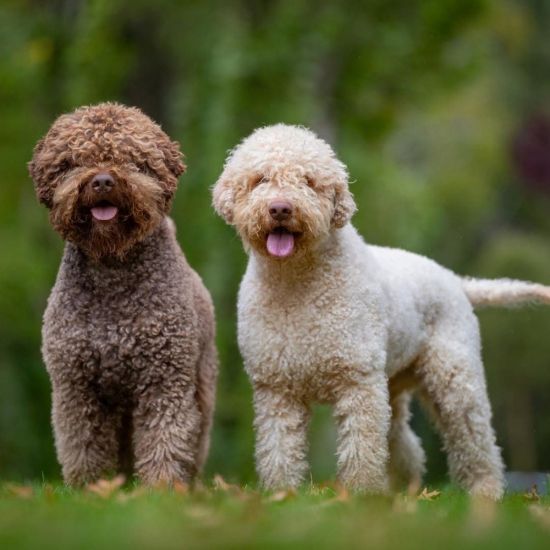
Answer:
[
  {"xmin": 44, "ymin": 266, "xmax": 194, "ymax": 394},
  {"xmin": 238, "ymin": 274, "xmax": 386, "ymax": 395}
]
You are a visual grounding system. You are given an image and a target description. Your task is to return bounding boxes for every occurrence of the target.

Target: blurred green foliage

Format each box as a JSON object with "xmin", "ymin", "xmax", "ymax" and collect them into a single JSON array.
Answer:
[{"xmin": 0, "ymin": 0, "xmax": 549, "ymax": 484}]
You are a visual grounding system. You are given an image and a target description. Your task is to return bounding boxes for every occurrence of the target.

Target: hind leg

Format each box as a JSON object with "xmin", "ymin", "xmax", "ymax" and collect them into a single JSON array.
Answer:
[
  {"xmin": 417, "ymin": 321, "xmax": 504, "ymax": 499},
  {"xmin": 388, "ymin": 390, "xmax": 426, "ymax": 491}
]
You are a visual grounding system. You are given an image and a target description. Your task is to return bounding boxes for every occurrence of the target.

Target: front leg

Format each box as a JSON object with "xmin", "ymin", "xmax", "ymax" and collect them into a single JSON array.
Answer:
[
  {"xmin": 133, "ymin": 380, "xmax": 202, "ymax": 486},
  {"xmin": 51, "ymin": 377, "xmax": 120, "ymax": 486},
  {"xmin": 334, "ymin": 370, "xmax": 391, "ymax": 493},
  {"xmin": 253, "ymin": 384, "xmax": 310, "ymax": 490}
]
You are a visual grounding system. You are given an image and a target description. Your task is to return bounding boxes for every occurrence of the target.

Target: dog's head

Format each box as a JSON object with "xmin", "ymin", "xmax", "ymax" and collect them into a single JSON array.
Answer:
[
  {"xmin": 29, "ymin": 102, "xmax": 185, "ymax": 261},
  {"xmin": 212, "ymin": 124, "xmax": 355, "ymax": 259}
]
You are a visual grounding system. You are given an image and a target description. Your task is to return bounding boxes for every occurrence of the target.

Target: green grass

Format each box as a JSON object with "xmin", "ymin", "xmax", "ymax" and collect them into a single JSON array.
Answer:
[{"xmin": 1, "ymin": 481, "xmax": 550, "ymax": 549}]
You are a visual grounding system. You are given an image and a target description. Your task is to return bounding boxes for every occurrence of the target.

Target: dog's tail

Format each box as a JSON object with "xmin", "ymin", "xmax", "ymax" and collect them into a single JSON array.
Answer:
[{"xmin": 462, "ymin": 277, "xmax": 550, "ymax": 308}]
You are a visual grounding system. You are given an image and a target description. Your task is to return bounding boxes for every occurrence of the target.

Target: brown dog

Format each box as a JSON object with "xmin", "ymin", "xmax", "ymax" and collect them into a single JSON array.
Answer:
[{"xmin": 29, "ymin": 103, "xmax": 217, "ymax": 486}]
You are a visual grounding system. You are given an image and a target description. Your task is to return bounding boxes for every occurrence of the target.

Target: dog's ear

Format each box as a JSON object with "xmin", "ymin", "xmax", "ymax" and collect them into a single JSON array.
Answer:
[
  {"xmin": 160, "ymin": 137, "xmax": 186, "ymax": 180},
  {"xmin": 212, "ymin": 171, "xmax": 236, "ymax": 224},
  {"xmin": 331, "ymin": 177, "xmax": 356, "ymax": 228},
  {"xmin": 28, "ymin": 136, "xmax": 58, "ymax": 209},
  {"xmin": 154, "ymin": 136, "xmax": 186, "ymax": 210}
]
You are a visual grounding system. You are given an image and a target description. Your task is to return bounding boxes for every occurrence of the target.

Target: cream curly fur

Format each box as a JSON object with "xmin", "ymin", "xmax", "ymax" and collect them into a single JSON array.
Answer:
[{"xmin": 213, "ymin": 124, "xmax": 550, "ymax": 499}]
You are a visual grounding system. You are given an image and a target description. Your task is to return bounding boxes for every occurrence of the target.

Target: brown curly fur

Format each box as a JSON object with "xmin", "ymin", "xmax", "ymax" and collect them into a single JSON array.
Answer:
[{"xmin": 28, "ymin": 103, "xmax": 218, "ymax": 486}]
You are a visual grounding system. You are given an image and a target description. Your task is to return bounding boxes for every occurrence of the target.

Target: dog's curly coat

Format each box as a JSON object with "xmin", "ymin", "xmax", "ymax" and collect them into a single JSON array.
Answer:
[
  {"xmin": 213, "ymin": 124, "xmax": 550, "ymax": 499},
  {"xmin": 29, "ymin": 102, "xmax": 217, "ymax": 486}
]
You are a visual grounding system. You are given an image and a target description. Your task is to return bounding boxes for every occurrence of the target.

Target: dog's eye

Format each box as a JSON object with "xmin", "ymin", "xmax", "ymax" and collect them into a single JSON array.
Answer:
[
  {"xmin": 305, "ymin": 176, "xmax": 315, "ymax": 187},
  {"xmin": 251, "ymin": 175, "xmax": 268, "ymax": 187},
  {"xmin": 56, "ymin": 160, "xmax": 71, "ymax": 174},
  {"xmin": 136, "ymin": 163, "xmax": 154, "ymax": 176}
]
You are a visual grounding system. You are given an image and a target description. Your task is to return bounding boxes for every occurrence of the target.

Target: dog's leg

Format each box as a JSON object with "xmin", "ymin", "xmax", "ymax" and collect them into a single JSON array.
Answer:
[
  {"xmin": 51, "ymin": 381, "xmax": 120, "ymax": 485},
  {"xmin": 133, "ymin": 381, "xmax": 201, "ymax": 485},
  {"xmin": 253, "ymin": 385, "xmax": 310, "ymax": 489},
  {"xmin": 333, "ymin": 370, "xmax": 391, "ymax": 493},
  {"xmin": 388, "ymin": 390, "xmax": 426, "ymax": 491},
  {"xmin": 417, "ymin": 335, "xmax": 504, "ymax": 500}
]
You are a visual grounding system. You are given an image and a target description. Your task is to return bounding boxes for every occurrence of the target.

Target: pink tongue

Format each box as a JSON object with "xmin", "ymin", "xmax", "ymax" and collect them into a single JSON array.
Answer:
[
  {"xmin": 91, "ymin": 205, "xmax": 118, "ymax": 221},
  {"xmin": 266, "ymin": 231, "xmax": 295, "ymax": 257}
]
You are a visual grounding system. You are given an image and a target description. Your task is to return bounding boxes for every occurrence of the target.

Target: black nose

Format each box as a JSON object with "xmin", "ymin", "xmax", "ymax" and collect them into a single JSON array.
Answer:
[
  {"xmin": 269, "ymin": 201, "xmax": 293, "ymax": 222},
  {"xmin": 91, "ymin": 173, "xmax": 114, "ymax": 193}
]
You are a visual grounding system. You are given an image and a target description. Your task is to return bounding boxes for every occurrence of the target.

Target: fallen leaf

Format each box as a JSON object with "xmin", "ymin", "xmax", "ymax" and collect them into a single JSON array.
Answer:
[
  {"xmin": 267, "ymin": 489, "xmax": 296, "ymax": 503},
  {"xmin": 213, "ymin": 474, "xmax": 240, "ymax": 492},
  {"xmin": 5, "ymin": 484, "xmax": 34, "ymax": 499},
  {"xmin": 211, "ymin": 474, "xmax": 252, "ymax": 500},
  {"xmin": 86, "ymin": 475, "xmax": 125, "ymax": 498},
  {"xmin": 332, "ymin": 484, "xmax": 350, "ymax": 503},
  {"xmin": 115, "ymin": 486, "xmax": 147, "ymax": 503},
  {"xmin": 523, "ymin": 485, "xmax": 540, "ymax": 502},
  {"xmin": 173, "ymin": 481, "xmax": 190, "ymax": 495},
  {"xmin": 184, "ymin": 505, "xmax": 222, "ymax": 527},
  {"xmin": 417, "ymin": 488, "xmax": 441, "ymax": 501}
]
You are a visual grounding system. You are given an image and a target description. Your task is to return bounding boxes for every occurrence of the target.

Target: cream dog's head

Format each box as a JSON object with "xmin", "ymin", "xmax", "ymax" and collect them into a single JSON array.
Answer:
[{"xmin": 213, "ymin": 124, "xmax": 356, "ymax": 259}]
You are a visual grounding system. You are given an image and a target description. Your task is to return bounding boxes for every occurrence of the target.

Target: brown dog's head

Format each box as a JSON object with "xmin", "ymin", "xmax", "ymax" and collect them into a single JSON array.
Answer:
[
  {"xmin": 29, "ymin": 102, "xmax": 185, "ymax": 261},
  {"xmin": 212, "ymin": 124, "xmax": 356, "ymax": 259}
]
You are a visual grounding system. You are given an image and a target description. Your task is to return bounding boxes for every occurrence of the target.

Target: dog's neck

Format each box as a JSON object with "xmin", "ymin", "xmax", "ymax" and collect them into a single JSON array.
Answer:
[
  {"xmin": 249, "ymin": 224, "xmax": 358, "ymax": 287},
  {"xmin": 63, "ymin": 217, "xmax": 177, "ymax": 278}
]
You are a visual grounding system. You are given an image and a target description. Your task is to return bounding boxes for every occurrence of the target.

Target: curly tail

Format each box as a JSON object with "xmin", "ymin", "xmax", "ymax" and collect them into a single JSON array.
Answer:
[{"xmin": 462, "ymin": 277, "xmax": 550, "ymax": 308}]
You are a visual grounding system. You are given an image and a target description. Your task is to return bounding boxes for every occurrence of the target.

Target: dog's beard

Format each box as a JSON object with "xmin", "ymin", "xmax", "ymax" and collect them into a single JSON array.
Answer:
[{"xmin": 50, "ymin": 169, "xmax": 165, "ymax": 262}]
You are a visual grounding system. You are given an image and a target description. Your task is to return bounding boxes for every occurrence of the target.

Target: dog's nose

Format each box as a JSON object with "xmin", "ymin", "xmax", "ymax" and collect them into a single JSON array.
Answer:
[
  {"xmin": 269, "ymin": 201, "xmax": 293, "ymax": 222},
  {"xmin": 91, "ymin": 173, "xmax": 115, "ymax": 193}
]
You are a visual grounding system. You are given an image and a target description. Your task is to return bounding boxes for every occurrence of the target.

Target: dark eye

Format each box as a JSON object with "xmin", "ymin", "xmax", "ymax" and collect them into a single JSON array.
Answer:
[
  {"xmin": 251, "ymin": 175, "xmax": 268, "ymax": 187},
  {"xmin": 57, "ymin": 160, "xmax": 71, "ymax": 173},
  {"xmin": 305, "ymin": 176, "xmax": 314, "ymax": 187},
  {"xmin": 136, "ymin": 163, "xmax": 154, "ymax": 176}
]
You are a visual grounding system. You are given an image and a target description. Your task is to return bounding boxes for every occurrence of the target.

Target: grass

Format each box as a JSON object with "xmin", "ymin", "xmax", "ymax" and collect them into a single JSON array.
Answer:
[{"xmin": 1, "ymin": 479, "xmax": 550, "ymax": 549}]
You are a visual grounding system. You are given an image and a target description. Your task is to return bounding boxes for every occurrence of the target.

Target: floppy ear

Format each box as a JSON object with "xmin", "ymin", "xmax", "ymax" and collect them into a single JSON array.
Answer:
[
  {"xmin": 160, "ymin": 137, "xmax": 186, "ymax": 180},
  {"xmin": 212, "ymin": 171, "xmax": 236, "ymax": 224},
  {"xmin": 331, "ymin": 167, "xmax": 356, "ymax": 228},
  {"xmin": 28, "ymin": 137, "xmax": 57, "ymax": 209},
  {"xmin": 154, "ymin": 136, "xmax": 186, "ymax": 210}
]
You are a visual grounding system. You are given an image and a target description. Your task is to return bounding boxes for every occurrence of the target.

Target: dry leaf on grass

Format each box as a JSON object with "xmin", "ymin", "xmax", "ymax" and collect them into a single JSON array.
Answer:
[
  {"xmin": 212, "ymin": 474, "xmax": 254, "ymax": 501},
  {"xmin": 316, "ymin": 481, "xmax": 350, "ymax": 503},
  {"xmin": 267, "ymin": 489, "xmax": 296, "ymax": 503},
  {"xmin": 332, "ymin": 484, "xmax": 350, "ymax": 503},
  {"xmin": 86, "ymin": 475, "xmax": 125, "ymax": 498},
  {"xmin": 115, "ymin": 486, "xmax": 147, "ymax": 503},
  {"xmin": 417, "ymin": 488, "xmax": 441, "ymax": 501},
  {"xmin": 523, "ymin": 485, "xmax": 540, "ymax": 502},
  {"xmin": 184, "ymin": 505, "xmax": 222, "ymax": 527},
  {"xmin": 173, "ymin": 481, "xmax": 190, "ymax": 495},
  {"xmin": 212, "ymin": 474, "xmax": 240, "ymax": 492},
  {"xmin": 5, "ymin": 484, "xmax": 34, "ymax": 499}
]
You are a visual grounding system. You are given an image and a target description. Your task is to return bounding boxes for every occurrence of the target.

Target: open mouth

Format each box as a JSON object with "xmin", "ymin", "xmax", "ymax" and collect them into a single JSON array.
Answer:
[
  {"xmin": 90, "ymin": 201, "xmax": 118, "ymax": 221},
  {"xmin": 266, "ymin": 227, "xmax": 299, "ymax": 258}
]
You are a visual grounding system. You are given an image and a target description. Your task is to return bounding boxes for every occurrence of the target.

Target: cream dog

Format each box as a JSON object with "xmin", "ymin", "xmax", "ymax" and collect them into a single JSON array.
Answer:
[{"xmin": 213, "ymin": 124, "xmax": 550, "ymax": 499}]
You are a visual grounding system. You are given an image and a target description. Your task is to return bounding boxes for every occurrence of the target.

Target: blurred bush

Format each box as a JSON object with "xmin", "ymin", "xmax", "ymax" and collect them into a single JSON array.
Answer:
[{"xmin": 0, "ymin": 0, "xmax": 548, "ymax": 483}]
